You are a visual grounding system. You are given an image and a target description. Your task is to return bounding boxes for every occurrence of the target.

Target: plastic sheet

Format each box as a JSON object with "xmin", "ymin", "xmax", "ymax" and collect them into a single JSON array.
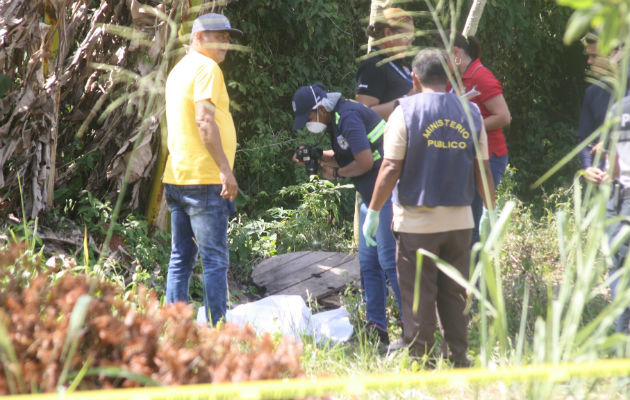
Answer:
[{"xmin": 197, "ymin": 295, "xmax": 353, "ymax": 342}]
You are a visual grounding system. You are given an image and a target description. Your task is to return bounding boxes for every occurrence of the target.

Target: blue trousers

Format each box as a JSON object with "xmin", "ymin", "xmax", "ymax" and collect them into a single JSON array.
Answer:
[
  {"xmin": 358, "ymin": 197, "xmax": 402, "ymax": 329},
  {"xmin": 164, "ymin": 184, "xmax": 231, "ymax": 326},
  {"xmin": 472, "ymin": 153, "xmax": 508, "ymax": 245}
]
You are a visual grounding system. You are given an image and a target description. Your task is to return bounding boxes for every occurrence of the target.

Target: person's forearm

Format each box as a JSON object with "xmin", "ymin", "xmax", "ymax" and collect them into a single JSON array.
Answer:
[
  {"xmin": 338, "ymin": 149, "xmax": 373, "ymax": 178},
  {"xmin": 338, "ymin": 160, "xmax": 370, "ymax": 178},
  {"xmin": 371, "ymin": 100, "xmax": 397, "ymax": 120},
  {"xmin": 368, "ymin": 159, "xmax": 402, "ymax": 211},
  {"xmin": 483, "ymin": 114, "xmax": 509, "ymax": 132},
  {"xmin": 482, "ymin": 95, "xmax": 511, "ymax": 132},
  {"xmin": 198, "ymin": 119, "xmax": 232, "ymax": 174}
]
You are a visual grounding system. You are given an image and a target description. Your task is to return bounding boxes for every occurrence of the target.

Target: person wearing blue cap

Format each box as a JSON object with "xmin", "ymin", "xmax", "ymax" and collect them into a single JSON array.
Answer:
[
  {"xmin": 162, "ymin": 13, "xmax": 242, "ymax": 326},
  {"xmin": 291, "ymin": 84, "xmax": 402, "ymax": 346}
]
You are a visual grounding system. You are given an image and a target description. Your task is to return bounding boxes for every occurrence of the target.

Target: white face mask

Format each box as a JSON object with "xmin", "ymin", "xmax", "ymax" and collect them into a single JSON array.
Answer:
[
  {"xmin": 305, "ymin": 106, "xmax": 327, "ymax": 134},
  {"xmin": 306, "ymin": 121, "xmax": 327, "ymax": 134}
]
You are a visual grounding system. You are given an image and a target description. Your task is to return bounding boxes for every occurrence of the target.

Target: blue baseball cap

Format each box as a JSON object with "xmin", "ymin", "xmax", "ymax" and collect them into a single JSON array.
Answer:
[
  {"xmin": 192, "ymin": 13, "xmax": 243, "ymax": 37},
  {"xmin": 291, "ymin": 84, "xmax": 327, "ymax": 130}
]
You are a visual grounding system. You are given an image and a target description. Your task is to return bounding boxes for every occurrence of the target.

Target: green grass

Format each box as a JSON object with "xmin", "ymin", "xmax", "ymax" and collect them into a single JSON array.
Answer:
[{"xmin": 288, "ymin": 171, "xmax": 630, "ymax": 399}]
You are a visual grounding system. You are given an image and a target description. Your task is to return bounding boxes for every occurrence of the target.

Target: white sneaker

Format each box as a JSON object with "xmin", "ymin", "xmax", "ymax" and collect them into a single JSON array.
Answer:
[{"xmin": 387, "ymin": 337, "xmax": 405, "ymax": 353}]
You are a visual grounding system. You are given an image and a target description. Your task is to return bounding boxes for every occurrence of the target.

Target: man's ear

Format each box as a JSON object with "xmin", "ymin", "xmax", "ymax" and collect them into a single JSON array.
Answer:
[
  {"xmin": 191, "ymin": 31, "xmax": 201, "ymax": 45},
  {"xmin": 412, "ymin": 72, "xmax": 422, "ymax": 93},
  {"xmin": 316, "ymin": 104, "xmax": 331, "ymax": 123}
]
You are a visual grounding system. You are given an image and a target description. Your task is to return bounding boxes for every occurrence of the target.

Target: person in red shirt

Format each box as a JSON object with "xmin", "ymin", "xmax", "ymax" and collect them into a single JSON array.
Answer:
[{"xmin": 448, "ymin": 32, "xmax": 511, "ymax": 245}]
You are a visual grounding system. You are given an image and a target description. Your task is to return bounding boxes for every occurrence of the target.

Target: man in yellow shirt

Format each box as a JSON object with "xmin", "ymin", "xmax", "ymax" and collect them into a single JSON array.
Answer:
[{"xmin": 163, "ymin": 13, "xmax": 241, "ymax": 326}]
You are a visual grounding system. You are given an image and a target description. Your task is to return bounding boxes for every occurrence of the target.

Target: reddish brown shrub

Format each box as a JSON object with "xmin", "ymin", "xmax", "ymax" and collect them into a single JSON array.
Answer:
[{"xmin": 0, "ymin": 243, "xmax": 303, "ymax": 395}]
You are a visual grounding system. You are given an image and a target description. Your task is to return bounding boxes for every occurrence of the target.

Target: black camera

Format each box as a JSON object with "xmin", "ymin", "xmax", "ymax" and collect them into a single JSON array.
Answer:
[{"xmin": 295, "ymin": 145, "xmax": 323, "ymax": 175}]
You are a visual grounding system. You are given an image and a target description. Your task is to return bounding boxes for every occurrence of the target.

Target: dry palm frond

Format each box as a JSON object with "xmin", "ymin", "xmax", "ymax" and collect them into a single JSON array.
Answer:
[{"xmin": 0, "ymin": 0, "xmax": 232, "ymax": 219}]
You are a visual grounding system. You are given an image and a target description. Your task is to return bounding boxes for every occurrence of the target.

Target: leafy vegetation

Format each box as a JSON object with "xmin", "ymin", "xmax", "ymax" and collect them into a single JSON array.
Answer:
[
  {"xmin": 224, "ymin": 0, "xmax": 370, "ymax": 216},
  {"xmin": 0, "ymin": 240, "xmax": 303, "ymax": 395}
]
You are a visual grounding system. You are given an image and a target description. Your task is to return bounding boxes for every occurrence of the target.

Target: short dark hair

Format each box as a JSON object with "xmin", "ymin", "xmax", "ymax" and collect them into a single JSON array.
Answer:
[{"xmin": 412, "ymin": 48, "xmax": 447, "ymax": 86}]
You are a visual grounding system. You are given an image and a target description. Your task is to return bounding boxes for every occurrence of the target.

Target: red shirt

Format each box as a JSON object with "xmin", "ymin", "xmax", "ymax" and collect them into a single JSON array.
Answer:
[{"xmin": 449, "ymin": 58, "xmax": 508, "ymax": 157}]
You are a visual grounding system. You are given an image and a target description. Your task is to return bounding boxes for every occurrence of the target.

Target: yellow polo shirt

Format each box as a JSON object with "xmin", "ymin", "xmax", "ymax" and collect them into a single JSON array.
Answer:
[{"xmin": 163, "ymin": 51, "xmax": 236, "ymax": 184}]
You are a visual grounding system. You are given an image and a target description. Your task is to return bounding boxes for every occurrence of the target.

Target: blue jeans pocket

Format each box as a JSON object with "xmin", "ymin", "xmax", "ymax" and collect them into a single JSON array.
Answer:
[{"xmin": 174, "ymin": 185, "xmax": 225, "ymax": 216}]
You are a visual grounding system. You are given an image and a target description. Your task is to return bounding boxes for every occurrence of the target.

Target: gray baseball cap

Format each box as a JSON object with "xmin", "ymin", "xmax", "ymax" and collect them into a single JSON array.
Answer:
[{"xmin": 191, "ymin": 13, "xmax": 243, "ymax": 37}]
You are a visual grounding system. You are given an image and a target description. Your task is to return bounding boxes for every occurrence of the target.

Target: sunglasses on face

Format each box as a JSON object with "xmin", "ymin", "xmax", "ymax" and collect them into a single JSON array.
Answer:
[{"xmin": 390, "ymin": 29, "xmax": 414, "ymax": 42}]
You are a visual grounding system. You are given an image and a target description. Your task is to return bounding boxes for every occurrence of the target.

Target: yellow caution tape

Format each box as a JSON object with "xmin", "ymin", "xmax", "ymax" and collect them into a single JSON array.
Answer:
[{"xmin": 2, "ymin": 359, "xmax": 629, "ymax": 399}]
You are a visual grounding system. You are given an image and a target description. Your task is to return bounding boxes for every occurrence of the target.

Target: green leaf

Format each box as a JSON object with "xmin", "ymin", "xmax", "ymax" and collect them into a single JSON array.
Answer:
[
  {"xmin": 68, "ymin": 366, "xmax": 162, "ymax": 387},
  {"xmin": 0, "ymin": 318, "xmax": 25, "ymax": 393},
  {"xmin": 563, "ymin": 6, "xmax": 601, "ymax": 45},
  {"xmin": 557, "ymin": 0, "xmax": 595, "ymax": 10},
  {"xmin": 596, "ymin": 7, "xmax": 620, "ymax": 55},
  {"xmin": 417, "ymin": 248, "xmax": 497, "ymax": 316},
  {"xmin": 57, "ymin": 294, "xmax": 92, "ymax": 389},
  {"xmin": 65, "ymin": 355, "xmax": 93, "ymax": 392}
]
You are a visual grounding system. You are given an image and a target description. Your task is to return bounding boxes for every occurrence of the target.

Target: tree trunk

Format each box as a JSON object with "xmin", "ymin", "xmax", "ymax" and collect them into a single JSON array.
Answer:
[
  {"xmin": 463, "ymin": 0, "xmax": 487, "ymax": 37},
  {"xmin": 43, "ymin": 0, "xmax": 62, "ymax": 210}
]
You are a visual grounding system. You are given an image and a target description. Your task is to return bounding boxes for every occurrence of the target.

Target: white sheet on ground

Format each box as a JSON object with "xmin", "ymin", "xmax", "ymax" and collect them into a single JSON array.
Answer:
[
  {"xmin": 311, "ymin": 306, "xmax": 353, "ymax": 343},
  {"xmin": 196, "ymin": 294, "xmax": 353, "ymax": 343}
]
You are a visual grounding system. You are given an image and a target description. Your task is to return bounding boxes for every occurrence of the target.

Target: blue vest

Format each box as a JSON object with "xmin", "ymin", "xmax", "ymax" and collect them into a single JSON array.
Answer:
[{"xmin": 393, "ymin": 92, "xmax": 483, "ymax": 207}]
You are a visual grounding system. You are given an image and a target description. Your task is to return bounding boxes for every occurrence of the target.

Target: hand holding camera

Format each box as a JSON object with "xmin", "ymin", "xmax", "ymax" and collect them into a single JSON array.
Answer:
[{"xmin": 293, "ymin": 145, "xmax": 323, "ymax": 176}]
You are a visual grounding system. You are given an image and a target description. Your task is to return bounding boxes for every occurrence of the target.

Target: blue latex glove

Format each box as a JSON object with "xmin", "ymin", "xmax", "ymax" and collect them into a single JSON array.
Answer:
[{"xmin": 362, "ymin": 208, "xmax": 380, "ymax": 247}]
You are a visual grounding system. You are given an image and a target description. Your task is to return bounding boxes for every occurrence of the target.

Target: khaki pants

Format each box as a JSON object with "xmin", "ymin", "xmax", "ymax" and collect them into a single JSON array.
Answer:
[{"xmin": 395, "ymin": 229, "xmax": 471, "ymax": 366}]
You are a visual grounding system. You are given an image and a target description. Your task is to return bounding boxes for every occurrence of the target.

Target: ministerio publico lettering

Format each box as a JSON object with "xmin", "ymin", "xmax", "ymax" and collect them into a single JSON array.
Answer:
[{"xmin": 423, "ymin": 118, "xmax": 471, "ymax": 150}]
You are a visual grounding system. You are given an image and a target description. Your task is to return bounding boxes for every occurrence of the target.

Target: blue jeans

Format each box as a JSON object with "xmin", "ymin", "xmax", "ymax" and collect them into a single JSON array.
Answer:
[
  {"xmin": 164, "ymin": 184, "xmax": 231, "ymax": 326},
  {"xmin": 358, "ymin": 197, "xmax": 402, "ymax": 330},
  {"xmin": 606, "ymin": 192, "xmax": 630, "ymax": 334},
  {"xmin": 472, "ymin": 153, "xmax": 508, "ymax": 245}
]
